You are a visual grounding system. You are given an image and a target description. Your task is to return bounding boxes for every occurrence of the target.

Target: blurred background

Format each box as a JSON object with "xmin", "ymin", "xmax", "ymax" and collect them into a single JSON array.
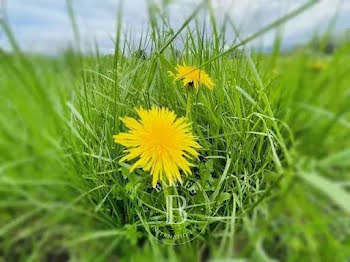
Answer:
[{"xmin": 1, "ymin": 0, "xmax": 350, "ymax": 54}]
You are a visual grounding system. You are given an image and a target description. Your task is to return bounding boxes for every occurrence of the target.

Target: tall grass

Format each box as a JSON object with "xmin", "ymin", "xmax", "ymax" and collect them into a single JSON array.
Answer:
[{"xmin": 1, "ymin": 0, "xmax": 350, "ymax": 261}]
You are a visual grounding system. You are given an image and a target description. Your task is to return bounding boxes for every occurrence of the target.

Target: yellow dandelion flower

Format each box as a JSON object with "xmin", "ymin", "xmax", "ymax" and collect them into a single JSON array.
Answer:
[
  {"xmin": 169, "ymin": 65, "xmax": 214, "ymax": 90},
  {"xmin": 113, "ymin": 107, "xmax": 201, "ymax": 188},
  {"xmin": 310, "ymin": 61, "xmax": 327, "ymax": 72}
]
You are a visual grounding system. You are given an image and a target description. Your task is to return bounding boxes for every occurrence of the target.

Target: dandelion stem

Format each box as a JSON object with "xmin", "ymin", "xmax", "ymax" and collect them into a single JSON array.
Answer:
[{"xmin": 186, "ymin": 92, "xmax": 192, "ymax": 119}]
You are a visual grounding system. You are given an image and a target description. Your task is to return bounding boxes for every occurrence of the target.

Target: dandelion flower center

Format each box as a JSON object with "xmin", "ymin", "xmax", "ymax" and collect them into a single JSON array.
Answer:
[{"xmin": 113, "ymin": 107, "xmax": 201, "ymax": 187}]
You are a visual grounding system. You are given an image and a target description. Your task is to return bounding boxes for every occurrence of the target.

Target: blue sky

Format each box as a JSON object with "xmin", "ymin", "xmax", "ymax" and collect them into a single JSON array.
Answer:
[{"xmin": 0, "ymin": 0, "xmax": 349, "ymax": 54}]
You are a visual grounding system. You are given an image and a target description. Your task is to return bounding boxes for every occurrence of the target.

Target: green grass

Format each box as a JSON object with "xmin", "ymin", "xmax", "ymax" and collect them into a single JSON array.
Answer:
[{"xmin": 1, "ymin": 0, "xmax": 350, "ymax": 261}]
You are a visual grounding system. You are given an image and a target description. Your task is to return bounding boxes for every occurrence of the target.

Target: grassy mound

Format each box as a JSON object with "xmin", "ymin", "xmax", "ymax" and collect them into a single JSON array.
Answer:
[{"xmin": 0, "ymin": 1, "xmax": 350, "ymax": 261}]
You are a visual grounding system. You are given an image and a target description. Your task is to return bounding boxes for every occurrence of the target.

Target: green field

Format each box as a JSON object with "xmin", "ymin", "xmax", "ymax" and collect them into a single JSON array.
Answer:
[{"xmin": 1, "ymin": 1, "xmax": 350, "ymax": 261}]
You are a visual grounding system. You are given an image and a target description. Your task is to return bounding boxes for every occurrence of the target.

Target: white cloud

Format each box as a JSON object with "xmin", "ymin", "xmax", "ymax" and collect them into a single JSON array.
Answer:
[{"xmin": 0, "ymin": 0, "xmax": 349, "ymax": 54}]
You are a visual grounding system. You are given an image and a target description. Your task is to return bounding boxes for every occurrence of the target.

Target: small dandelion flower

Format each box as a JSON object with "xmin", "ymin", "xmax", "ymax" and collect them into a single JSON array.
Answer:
[
  {"xmin": 113, "ymin": 107, "xmax": 201, "ymax": 187},
  {"xmin": 310, "ymin": 61, "xmax": 327, "ymax": 72},
  {"xmin": 169, "ymin": 65, "xmax": 214, "ymax": 90}
]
